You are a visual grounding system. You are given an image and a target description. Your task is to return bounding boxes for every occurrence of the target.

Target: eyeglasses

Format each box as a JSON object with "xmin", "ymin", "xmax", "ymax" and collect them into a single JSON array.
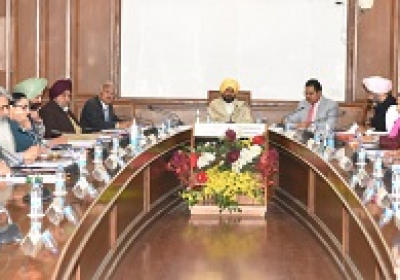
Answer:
[
  {"xmin": 13, "ymin": 104, "xmax": 30, "ymax": 111},
  {"xmin": 0, "ymin": 105, "xmax": 10, "ymax": 111},
  {"xmin": 29, "ymin": 103, "xmax": 41, "ymax": 111}
]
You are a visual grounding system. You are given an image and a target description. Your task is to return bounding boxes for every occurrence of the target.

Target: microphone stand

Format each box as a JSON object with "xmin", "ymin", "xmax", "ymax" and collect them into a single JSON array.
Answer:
[{"xmin": 148, "ymin": 105, "xmax": 184, "ymax": 126}]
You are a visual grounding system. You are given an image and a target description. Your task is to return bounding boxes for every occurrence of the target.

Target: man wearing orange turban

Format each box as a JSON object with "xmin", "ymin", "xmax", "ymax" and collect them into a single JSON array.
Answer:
[{"xmin": 208, "ymin": 78, "xmax": 253, "ymax": 123}]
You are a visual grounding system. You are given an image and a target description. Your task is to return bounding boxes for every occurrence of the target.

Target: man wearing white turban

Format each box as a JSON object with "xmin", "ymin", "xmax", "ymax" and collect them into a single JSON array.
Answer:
[
  {"xmin": 208, "ymin": 78, "xmax": 253, "ymax": 123},
  {"xmin": 363, "ymin": 76, "xmax": 396, "ymax": 132}
]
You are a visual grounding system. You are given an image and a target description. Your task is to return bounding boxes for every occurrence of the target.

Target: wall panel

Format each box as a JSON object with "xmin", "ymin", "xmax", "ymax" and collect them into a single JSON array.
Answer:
[
  {"xmin": 14, "ymin": 0, "xmax": 37, "ymax": 83},
  {"xmin": 356, "ymin": 1, "xmax": 392, "ymax": 100}
]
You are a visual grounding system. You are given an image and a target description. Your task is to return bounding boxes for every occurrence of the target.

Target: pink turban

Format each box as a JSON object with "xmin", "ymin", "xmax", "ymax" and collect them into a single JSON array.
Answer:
[
  {"xmin": 49, "ymin": 79, "xmax": 72, "ymax": 99},
  {"xmin": 362, "ymin": 76, "xmax": 392, "ymax": 94}
]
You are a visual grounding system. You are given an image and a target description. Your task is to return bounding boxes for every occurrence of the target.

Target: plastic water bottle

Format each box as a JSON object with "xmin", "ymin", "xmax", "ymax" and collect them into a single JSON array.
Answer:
[
  {"xmin": 195, "ymin": 109, "xmax": 200, "ymax": 123},
  {"xmin": 54, "ymin": 166, "xmax": 66, "ymax": 197},
  {"xmin": 325, "ymin": 125, "xmax": 335, "ymax": 150},
  {"xmin": 206, "ymin": 113, "xmax": 211, "ymax": 123},
  {"xmin": 358, "ymin": 147, "xmax": 366, "ymax": 165},
  {"xmin": 31, "ymin": 177, "xmax": 43, "ymax": 219},
  {"xmin": 130, "ymin": 119, "xmax": 138, "ymax": 149},
  {"xmin": 78, "ymin": 148, "xmax": 87, "ymax": 173},
  {"xmin": 112, "ymin": 135, "xmax": 119, "ymax": 154},
  {"xmin": 93, "ymin": 140, "xmax": 103, "ymax": 164}
]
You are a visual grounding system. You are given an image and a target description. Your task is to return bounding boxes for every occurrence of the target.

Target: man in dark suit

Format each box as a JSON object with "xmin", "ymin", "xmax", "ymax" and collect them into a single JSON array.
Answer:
[
  {"xmin": 80, "ymin": 81, "xmax": 130, "ymax": 132},
  {"xmin": 39, "ymin": 79, "xmax": 81, "ymax": 138}
]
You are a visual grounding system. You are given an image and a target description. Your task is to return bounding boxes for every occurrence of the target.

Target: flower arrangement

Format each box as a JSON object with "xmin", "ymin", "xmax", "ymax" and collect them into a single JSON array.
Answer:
[{"xmin": 167, "ymin": 129, "xmax": 278, "ymax": 212}]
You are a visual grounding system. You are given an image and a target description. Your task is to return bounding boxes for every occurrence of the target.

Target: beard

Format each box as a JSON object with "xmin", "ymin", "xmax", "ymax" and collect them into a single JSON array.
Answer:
[{"xmin": 222, "ymin": 95, "xmax": 235, "ymax": 103}]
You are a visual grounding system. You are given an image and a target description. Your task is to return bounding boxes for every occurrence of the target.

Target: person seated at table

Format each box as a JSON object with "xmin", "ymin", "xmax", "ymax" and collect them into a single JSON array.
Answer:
[
  {"xmin": 13, "ymin": 77, "xmax": 47, "ymax": 124},
  {"xmin": 387, "ymin": 96, "xmax": 400, "ymax": 138},
  {"xmin": 363, "ymin": 76, "xmax": 396, "ymax": 132},
  {"xmin": 0, "ymin": 88, "xmax": 40, "ymax": 163},
  {"xmin": 208, "ymin": 78, "xmax": 253, "ymax": 123},
  {"xmin": 286, "ymin": 79, "xmax": 338, "ymax": 130},
  {"xmin": 80, "ymin": 81, "xmax": 130, "ymax": 132},
  {"xmin": 39, "ymin": 78, "xmax": 81, "ymax": 138}
]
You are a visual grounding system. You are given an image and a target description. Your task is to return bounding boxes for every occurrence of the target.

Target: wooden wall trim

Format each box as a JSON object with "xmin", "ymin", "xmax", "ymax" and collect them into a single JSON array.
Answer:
[
  {"xmin": 346, "ymin": 0, "xmax": 357, "ymax": 102},
  {"xmin": 390, "ymin": 0, "xmax": 399, "ymax": 94}
]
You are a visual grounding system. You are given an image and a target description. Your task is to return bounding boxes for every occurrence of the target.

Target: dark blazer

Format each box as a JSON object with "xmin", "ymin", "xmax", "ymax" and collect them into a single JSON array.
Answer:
[
  {"xmin": 39, "ymin": 100, "xmax": 80, "ymax": 138},
  {"xmin": 80, "ymin": 96, "xmax": 121, "ymax": 132},
  {"xmin": 8, "ymin": 119, "xmax": 35, "ymax": 153},
  {"xmin": 371, "ymin": 95, "xmax": 397, "ymax": 132}
]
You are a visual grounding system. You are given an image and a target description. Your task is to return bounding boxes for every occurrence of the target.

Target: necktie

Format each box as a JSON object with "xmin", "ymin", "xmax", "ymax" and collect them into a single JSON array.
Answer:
[
  {"xmin": 306, "ymin": 104, "xmax": 315, "ymax": 124},
  {"xmin": 104, "ymin": 107, "xmax": 110, "ymax": 122}
]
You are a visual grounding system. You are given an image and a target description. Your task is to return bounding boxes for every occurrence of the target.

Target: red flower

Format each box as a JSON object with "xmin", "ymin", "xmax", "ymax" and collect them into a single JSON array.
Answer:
[
  {"xmin": 226, "ymin": 150, "xmax": 240, "ymax": 164},
  {"xmin": 252, "ymin": 135, "xmax": 265, "ymax": 145},
  {"xmin": 190, "ymin": 153, "xmax": 199, "ymax": 168},
  {"xmin": 225, "ymin": 129, "xmax": 236, "ymax": 142},
  {"xmin": 196, "ymin": 171, "xmax": 208, "ymax": 184}
]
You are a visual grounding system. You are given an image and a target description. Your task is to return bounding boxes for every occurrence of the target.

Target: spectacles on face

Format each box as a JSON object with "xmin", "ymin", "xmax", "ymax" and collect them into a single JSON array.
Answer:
[
  {"xmin": 13, "ymin": 104, "xmax": 30, "ymax": 111},
  {"xmin": 29, "ymin": 103, "xmax": 41, "ymax": 111}
]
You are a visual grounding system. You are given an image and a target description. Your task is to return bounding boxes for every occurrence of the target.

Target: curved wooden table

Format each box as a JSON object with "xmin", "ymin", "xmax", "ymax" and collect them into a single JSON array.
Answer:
[
  {"xmin": 0, "ymin": 128, "xmax": 191, "ymax": 280},
  {"xmin": 1, "ymin": 128, "xmax": 396, "ymax": 279},
  {"xmin": 269, "ymin": 130, "xmax": 396, "ymax": 280}
]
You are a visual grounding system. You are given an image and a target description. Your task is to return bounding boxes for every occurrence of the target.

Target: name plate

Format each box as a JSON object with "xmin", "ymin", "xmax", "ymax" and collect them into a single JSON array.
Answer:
[{"xmin": 194, "ymin": 123, "xmax": 266, "ymax": 138}]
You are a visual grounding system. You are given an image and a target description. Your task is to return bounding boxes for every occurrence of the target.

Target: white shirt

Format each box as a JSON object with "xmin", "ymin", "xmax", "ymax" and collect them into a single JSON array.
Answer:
[
  {"xmin": 386, "ymin": 105, "xmax": 399, "ymax": 132},
  {"xmin": 100, "ymin": 100, "xmax": 110, "ymax": 121},
  {"xmin": 224, "ymin": 102, "xmax": 235, "ymax": 116}
]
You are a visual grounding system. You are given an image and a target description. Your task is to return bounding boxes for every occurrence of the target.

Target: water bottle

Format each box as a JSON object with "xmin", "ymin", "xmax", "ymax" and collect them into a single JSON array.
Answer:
[
  {"xmin": 206, "ymin": 113, "xmax": 211, "ymax": 123},
  {"xmin": 78, "ymin": 148, "xmax": 87, "ymax": 174},
  {"xmin": 325, "ymin": 125, "xmax": 335, "ymax": 150},
  {"xmin": 94, "ymin": 140, "xmax": 103, "ymax": 164},
  {"xmin": 195, "ymin": 109, "xmax": 200, "ymax": 123},
  {"xmin": 30, "ymin": 177, "xmax": 43, "ymax": 238},
  {"xmin": 31, "ymin": 177, "xmax": 43, "ymax": 218},
  {"xmin": 130, "ymin": 119, "xmax": 138, "ymax": 147},
  {"xmin": 373, "ymin": 153, "xmax": 383, "ymax": 178},
  {"xmin": 358, "ymin": 147, "xmax": 366, "ymax": 165},
  {"xmin": 54, "ymin": 166, "xmax": 66, "ymax": 197}
]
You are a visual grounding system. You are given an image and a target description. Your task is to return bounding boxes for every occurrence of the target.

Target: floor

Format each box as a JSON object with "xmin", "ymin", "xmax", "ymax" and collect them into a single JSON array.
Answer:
[{"xmin": 112, "ymin": 204, "xmax": 344, "ymax": 280}]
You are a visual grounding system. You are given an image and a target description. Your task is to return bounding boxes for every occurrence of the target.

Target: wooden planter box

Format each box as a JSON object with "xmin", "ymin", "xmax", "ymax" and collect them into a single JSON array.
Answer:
[{"xmin": 189, "ymin": 194, "xmax": 267, "ymax": 217}]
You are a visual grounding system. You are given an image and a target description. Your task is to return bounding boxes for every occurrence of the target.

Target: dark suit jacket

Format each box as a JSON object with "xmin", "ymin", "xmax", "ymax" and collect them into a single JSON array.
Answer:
[
  {"xmin": 39, "ymin": 100, "xmax": 80, "ymax": 138},
  {"xmin": 371, "ymin": 95, "xmax": 397, "ymax": 132},
  {"xmin": 80, "ymin": 96, "xmax": 121, "ymax": 132}
]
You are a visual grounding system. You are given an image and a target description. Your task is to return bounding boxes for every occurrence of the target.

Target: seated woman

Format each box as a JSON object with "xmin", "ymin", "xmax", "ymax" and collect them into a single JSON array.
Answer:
[
  {"xmin": 208, "ymin": 78, "xmax": 253, "ymax": 123},
  {"xmin": 9, "ymin": 92, "xmax": 37, "ymax": 152}
]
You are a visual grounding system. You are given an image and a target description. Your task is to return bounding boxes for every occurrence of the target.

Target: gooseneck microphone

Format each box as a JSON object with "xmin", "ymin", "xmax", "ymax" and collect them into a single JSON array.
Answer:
[
  {"xmin": 147, "ymin": 105, "xmax": 184, "ymax": 126},
  {"xmin": 281, "ymin": 106, "xmax": 305, "ymax": 123}
]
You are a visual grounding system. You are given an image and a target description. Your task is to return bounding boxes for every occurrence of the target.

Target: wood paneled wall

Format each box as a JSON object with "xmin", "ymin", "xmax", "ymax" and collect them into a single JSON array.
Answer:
[{"xmin": 0, "ymin": 0, "xmax": 398, "ymax": 114}]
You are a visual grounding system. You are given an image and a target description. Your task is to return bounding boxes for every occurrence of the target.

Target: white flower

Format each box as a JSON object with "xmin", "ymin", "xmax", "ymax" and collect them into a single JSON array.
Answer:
[
  {"xmin": 240, "ymin": 148, "xmax": 253, "ymax": 164},
  {"xmin": 249, "ymin": 145, "xmax": 262, "ymax": 157},
  {"xmin": 197, "ymin": 152, "xmax": 216, "ymax": 169}
]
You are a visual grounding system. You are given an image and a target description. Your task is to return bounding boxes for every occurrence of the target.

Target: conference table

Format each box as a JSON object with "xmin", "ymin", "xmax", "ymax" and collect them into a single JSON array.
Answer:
[{"xmin": 0, "ymin": 126, "xmax": 397, "ymax": 279}]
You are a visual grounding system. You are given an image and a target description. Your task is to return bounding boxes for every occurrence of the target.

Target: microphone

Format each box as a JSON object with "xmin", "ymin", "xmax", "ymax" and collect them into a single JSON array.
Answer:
[
  {"xmin": 148, "ymin": 105, "xmax": 184, "ymax": 126},
  {"xmin": 0, "ymin": 146, "xmax": 23, "ymax": 167},
  {"xmin": 279, "ymin": 106, "xmax": 305, "ymax": 125}
]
